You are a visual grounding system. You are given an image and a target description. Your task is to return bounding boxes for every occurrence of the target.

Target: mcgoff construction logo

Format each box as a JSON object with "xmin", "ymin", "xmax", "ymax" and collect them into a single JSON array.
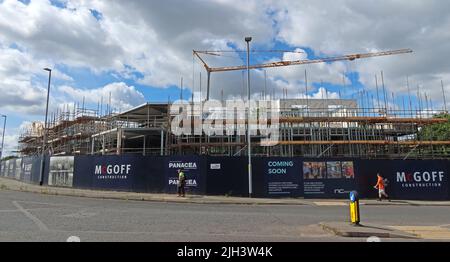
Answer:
[
  {"xmin": 94, "ymin": 164, "xmax": 132, "ymax": 180},
  {"xmin": 396, "ymin": 171, "xmax": 445, "ymax": 188},
  {"xmin": 169, "ymin": 99, "xmax": 280, "ymax": 145}
]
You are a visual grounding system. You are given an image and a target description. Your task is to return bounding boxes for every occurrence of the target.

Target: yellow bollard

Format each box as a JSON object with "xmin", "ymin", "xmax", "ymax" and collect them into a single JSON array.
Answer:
[{"xmin": 349, "ymin": 191, "xmax": 360, "ymax": 225}]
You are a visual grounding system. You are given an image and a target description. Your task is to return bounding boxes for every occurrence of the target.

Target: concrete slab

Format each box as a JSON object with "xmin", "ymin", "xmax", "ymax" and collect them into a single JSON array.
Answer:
[{"xmin": 319, "ymin": 222, "xmax": 419, "ymax": 239}]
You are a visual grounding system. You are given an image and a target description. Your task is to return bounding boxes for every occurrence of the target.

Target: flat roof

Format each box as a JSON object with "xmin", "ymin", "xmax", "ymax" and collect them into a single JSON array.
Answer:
[{"xmin": 113, "ymin": 103, "xmax": 168, "ymax": 121}]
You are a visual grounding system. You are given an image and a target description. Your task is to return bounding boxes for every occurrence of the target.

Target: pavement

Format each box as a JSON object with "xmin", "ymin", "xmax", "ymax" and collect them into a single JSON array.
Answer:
[
  {"xmin": 1, "ymin": 177, "xmax": 450, "ymax": 207},
  {"xmin": 389, "ymin": 225, "xmax": 450, "ymax": 240},
  {"xmin": 320, "ymin": 222, "xmax": 450, "ymax": 240},
  {"xmin": 320, "ymin": 222, "xmax": 419, "ymax": 239}
]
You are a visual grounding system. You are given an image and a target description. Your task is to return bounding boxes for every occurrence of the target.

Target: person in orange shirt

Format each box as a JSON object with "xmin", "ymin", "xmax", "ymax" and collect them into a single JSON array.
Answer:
[{"xmin": 374, "ymin": 173, "xmax": 390, "ymax": 201}]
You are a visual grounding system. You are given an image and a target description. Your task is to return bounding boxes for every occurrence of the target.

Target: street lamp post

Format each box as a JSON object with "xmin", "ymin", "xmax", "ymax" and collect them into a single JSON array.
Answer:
[
  {"xmin": 0, "ymin": 114, "xmax": 6, "ymax": 160},
  {"xmin": 245, "ymin": 37, "xmax": 253, "ymax": 198},
  {"xmin": 39, "ymin": 68, "xmax": 52, "ymax": 186}
]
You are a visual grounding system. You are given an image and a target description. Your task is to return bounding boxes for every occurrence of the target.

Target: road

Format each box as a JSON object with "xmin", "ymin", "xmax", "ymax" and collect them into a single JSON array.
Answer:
[{"xmin": 1, "ymin": 189, "xmax": 449, "ymax": 242}]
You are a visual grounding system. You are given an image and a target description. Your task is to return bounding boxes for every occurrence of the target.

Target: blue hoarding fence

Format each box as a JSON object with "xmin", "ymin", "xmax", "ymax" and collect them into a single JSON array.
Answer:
[
  {"xmin": 0, "ymin": 156, "xmax": 449, "ymax": 201},
  {"xmin": 165, "ymin": 156, "xmax": 206, "ymax": 195},
  {"xmin": 357, "ymin": 159, "xmax": 448, "ymax": 200}
]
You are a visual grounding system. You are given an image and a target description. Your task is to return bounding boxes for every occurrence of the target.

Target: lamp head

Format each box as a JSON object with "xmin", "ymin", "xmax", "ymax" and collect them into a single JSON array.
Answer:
[
  {"xmin": 44, "ymin": 68, "xmax": 52, "ymax": 72},
  {"xmin": 245, "ymin": 37, "xmax": 252, "ymax": 42}
]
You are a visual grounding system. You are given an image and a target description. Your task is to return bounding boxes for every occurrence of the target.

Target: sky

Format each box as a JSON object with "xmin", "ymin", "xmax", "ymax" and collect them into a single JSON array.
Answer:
[{"xmin": 0, "ymin": 0, "xmax": 449, "ymax": 156}]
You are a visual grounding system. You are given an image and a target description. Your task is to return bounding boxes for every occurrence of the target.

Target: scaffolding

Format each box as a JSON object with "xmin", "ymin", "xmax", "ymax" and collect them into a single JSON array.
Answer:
[
  {"xmin": 18, "ymin": 98, "xmax": 449, "ymax": 159},
  {"xmin": 19, "ymin": 104, "xmax": 106, "ymax": 156},
  {"xmin": 90, "ymin": 103, "xmax": 169, "ymax": 156},
  {"xmin": 18, "ymin": 122, "xmax": 44, "ymax": 156},
  {"xmin": 166, "ymin": 98, "xmax": 449, "ymax": 159},
  {"xmin": 15, "ymin": 44, "xmax": 450, "ymax": 159}
]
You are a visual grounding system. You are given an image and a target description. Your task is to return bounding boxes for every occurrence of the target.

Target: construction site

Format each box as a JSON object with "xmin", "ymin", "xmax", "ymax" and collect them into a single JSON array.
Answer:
[{"xmin": 18, "ymin": 48, "xmax": 450, "ymax": 159}]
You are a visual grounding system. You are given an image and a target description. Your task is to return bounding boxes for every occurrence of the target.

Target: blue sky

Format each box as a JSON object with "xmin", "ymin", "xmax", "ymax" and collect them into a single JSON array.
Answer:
[
  {"xmin": 50, "ymin": 38, "xmax": 369, "ymax": 108},
  {"xmin": 0, "ymin": 0, "xmax": 448, "ymax": 156}
]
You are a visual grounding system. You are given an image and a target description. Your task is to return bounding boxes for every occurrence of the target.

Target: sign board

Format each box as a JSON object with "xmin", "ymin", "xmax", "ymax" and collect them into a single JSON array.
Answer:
[
  {"xmin": 48, "ymin": 156, "xmax": 74, "ymax": 187},
  {"xmin": 349, "ymin": 191, "xmax": 358, "ymax": 202},
  {"xmin": 357, "ymin": 160, "xmax": 449, "ymax": 200},
  {"xmin": 75, "ymin": 155, "xmax": 147, "ymax": 191},
  {"xmin": 302, "ymin": 160, "xmax": 357, "ymax": 198},
  {"xmin": 263, "ymin": 158, "xmax": 302, "ymax": 197},
  {"xmin": 210, "ymin": 163, "xmax": 221, "ymax": 170},
  {"xmin": 165, "ymin": 156, "xmax": 205, "ymax": 194}
]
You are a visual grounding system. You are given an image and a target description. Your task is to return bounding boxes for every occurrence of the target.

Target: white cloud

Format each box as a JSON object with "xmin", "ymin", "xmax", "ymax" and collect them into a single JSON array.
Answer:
[
  {"xmin": 0, "ymin": 0, "xmax": 123, "ymax": 70},
  {"xmin": 310, "ymin": 87, "xmax": 340, "ymax": 100},
  {"xmin": 0, "ymin": 47, "xmax": 48, "ymax": 114},
  {"xmin": 282, "ymin": 49, "xmax": 308, "ymax": 61},
  {"xmin": 0, "ymin": 134, "xmax": 19, "ymax": 157},
  {"xmin": 269, "ymin": 78, "xmax": 340, "ymax": 100},
  {"xmin": 0, "ymin": 0, "xmax": 449, "ymax": 116},
  {"xmin": 0, "ymin": 45, "xmax": 73, "ymax": 115},
  {"xmin": 273, "ymin": 0, "xmax": 450, "ymax": 108},
  {"xmin": 57, "ymin": 82, "xmax": 145, "ymax": 113},
  {"xmin": 0, "ymin": 0, "xmax": 276, "ymax": 89},
  {"xmin": 1, "ymin": 121, "xmax": 34, "ymax": 157}
]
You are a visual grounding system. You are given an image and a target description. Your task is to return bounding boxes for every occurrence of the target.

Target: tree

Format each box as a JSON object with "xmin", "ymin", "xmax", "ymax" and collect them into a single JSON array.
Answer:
[
  {"xmin": 418, "ymin": 113, "xmax": 450, "ymax": 141},
  {"xmin": 1, "ymin": 156, "xmax": 17, "ymax": 161}
]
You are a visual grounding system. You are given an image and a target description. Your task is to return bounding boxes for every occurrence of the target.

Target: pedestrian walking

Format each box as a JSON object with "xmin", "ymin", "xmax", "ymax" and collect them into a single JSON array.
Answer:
[
  {"xmin": 374, "ymin": 173, "xmax": 390, "ymax": 201},
  {"xmin": 177, "ymin": 169, "xmax": 186, "ymax": 197}
]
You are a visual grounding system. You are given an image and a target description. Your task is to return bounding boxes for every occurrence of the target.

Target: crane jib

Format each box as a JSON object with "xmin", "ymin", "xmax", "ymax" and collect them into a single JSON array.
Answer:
[{"xmin": 194, "ymin": 48, "xmax": 413, "ymax": 73}]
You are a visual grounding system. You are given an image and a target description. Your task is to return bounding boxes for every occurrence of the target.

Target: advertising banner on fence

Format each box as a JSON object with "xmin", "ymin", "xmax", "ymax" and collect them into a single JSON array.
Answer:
[
  {"xmin": 21, "ymin": 157, "xmax": 33, "ymax": 183},
  {"xmin": 48, "ymin": 156, "xmax": 74, "ymax": 188},
  {"xmin": 357, "ymin": 160, "xmax": 449, "ymax": 200},
  {"xmin": 2, "ymin": 155, "xmax": 448, "ymax": 200},
  {"xmin": 14, "ymin": 158, "xmax": 22, "ymax": 180},
  {"xmin": 0, "ymin": 160, "xmax": 9, "ymax": 177},
  {"xmin": 263, "ymin": 158, "xmax": 302, "ymax": 197},
  {"xmin": 91, "ymin": 156, "xmax": 144, "ymax": 190},
  {"xmin": 302, "ymin": 160, "xmax": 357, "ymax": 198},
  {"xmin": 74, "ymin": 155, "xmax": 162, "ymax": 191},
  {"xmin": 30, "ymin": 156, "xmax": 46, "ymax": 184},
  {"xmin": 0, "ymin": 161, "xmax": 4, "ymax": 177},
  {"xmin": 165, "ymin": 156, "xmax": 205, "ymax": 194},
  {"xmin": 6, "ymin": 160, "xmax": 13, "ymax": 178},
  {"xmin": 73, "ymin": 156, "xmax": 140, "ymax": 190}
]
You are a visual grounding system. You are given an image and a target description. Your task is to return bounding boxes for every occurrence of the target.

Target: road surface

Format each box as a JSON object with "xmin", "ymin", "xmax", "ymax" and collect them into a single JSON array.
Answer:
[{"xmin": 1, "ymin": 189, "xmax": 449, "ymax": 242}]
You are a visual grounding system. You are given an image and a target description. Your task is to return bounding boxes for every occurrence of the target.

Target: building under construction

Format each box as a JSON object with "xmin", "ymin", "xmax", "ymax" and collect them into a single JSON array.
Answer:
[
  {"xmin": 17, "ymin": 47, "xmax": 450, "ymax": 159},
  {"xmin": 18, "ymin": 97, "xmax": 449, "ymax": 159}
]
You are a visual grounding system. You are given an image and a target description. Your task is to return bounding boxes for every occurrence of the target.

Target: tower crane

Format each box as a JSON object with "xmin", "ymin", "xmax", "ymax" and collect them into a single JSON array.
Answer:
[{"xmin": 193, "ymin": 48, "xmax": 413, "ymax": 100}]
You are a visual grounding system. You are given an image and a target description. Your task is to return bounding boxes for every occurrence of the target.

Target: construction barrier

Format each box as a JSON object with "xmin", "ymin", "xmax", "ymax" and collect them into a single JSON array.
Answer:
[
  {"xmin": 0, "ymin": 156, "xmax": 449, "ymax": 200},
  {"xmin": 357, "ymin": 159, "xmax": 449, "ymax": 200}
]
